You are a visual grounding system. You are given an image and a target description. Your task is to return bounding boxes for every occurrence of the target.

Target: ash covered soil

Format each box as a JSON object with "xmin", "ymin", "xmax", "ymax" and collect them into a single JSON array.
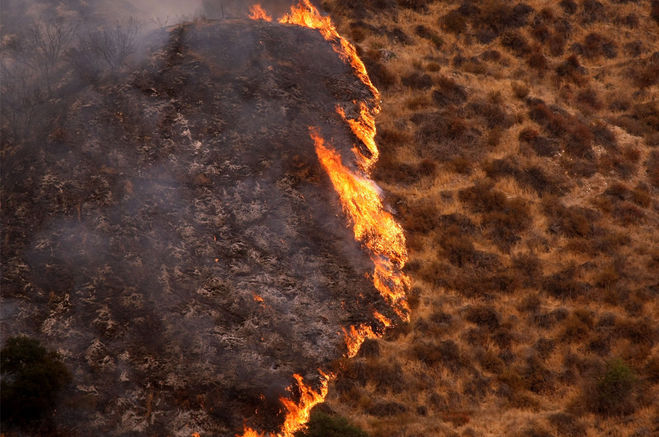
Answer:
[{"xmin": 1, "ymin": 19, "xmax": 394, "ymax": 436}]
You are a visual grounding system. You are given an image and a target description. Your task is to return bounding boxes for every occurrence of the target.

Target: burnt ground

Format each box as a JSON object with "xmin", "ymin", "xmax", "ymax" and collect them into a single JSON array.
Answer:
[{"xmin": 1, "ymin": 19, "xmax": 391, "ymax": 436}]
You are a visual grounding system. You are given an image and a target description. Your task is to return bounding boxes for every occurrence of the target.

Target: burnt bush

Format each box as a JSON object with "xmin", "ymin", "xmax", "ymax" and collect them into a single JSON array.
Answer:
[{"xmin": 432, "ymin": 76, "xmax": 468, "ymax": 106}]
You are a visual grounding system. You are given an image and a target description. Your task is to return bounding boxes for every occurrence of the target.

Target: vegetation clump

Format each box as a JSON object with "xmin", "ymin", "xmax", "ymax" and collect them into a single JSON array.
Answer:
[{"xmin": 1, "ymin": 336, "xmax": 71, "ymax": 431}]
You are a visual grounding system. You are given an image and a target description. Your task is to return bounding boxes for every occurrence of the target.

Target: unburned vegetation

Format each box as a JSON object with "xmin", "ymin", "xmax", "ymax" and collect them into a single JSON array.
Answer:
[{"xmin": 321, "ymin": 0, "xmax": 658, "ymax": 436}]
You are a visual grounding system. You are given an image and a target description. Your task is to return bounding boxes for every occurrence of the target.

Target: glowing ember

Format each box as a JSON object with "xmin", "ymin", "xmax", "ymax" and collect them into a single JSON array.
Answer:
[
  {"xmin": 248, "ymin": 4, "xmax": 272, "ymax": 21},
  {"xmin": 253, "ymin": 294, "xmax": 265, "ymax": 303}
]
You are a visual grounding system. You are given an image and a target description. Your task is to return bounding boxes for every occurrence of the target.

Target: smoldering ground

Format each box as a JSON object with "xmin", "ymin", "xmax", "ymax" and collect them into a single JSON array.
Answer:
[{"xmin": 1, "ymin": 3, "xmax": 393, "ymax": 435}]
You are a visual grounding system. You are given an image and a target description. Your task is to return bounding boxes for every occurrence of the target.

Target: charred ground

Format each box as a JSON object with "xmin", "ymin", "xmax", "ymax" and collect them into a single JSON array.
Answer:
[{"xmin": 1, "ymin": 18, "xmax": 394, "ymax": 436}]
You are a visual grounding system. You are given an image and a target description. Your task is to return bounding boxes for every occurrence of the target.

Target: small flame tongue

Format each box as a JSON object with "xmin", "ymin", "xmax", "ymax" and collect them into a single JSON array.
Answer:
[{"xmin": 248, "ymin": 4, "xmax": 273, "ymax": 21}]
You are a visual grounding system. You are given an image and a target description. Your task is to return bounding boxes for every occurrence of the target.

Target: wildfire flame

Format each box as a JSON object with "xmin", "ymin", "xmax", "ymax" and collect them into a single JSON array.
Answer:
[
  {"xmin": 248, "ymin": 4, "xmax": 272, "ymax": 21},
  {"xmin": 278, "ymin": 0, "xmax": 379, "ymax": 103},
  {"xmin": 241, "ymin": 372, "xmax": 331, "ymax": 437},
  {"xmin": 241, "ymin": 2, "xmax": 410, "ymax": 436},
  {"xmin": 311, "ymin": 130, "xmax": 410, "ymax": 318}
]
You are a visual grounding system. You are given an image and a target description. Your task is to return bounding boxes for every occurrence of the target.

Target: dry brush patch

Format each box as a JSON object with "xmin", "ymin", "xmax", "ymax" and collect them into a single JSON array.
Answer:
[{"xmin": 321, "ymin": 0, "xmax": 658, "ymax": 435}]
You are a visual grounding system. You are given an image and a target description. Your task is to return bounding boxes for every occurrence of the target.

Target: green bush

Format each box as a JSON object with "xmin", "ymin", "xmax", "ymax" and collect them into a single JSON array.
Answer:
[
  {"xmin": 294, "ymin": 410, "xmax": 368, "ymax": 437},
  {"xmin": 589, "ymin": 358, "xmax": 637, "ymax": 415},
  {"xmin": 1, "ymin": 336, "xmax": 71, "ymax": 430}
]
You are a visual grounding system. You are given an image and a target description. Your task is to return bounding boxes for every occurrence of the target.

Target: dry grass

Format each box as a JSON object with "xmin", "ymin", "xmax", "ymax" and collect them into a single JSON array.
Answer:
[{"xmin": 321, "ymin": 0, "xmax": 658, "ymax": 435}]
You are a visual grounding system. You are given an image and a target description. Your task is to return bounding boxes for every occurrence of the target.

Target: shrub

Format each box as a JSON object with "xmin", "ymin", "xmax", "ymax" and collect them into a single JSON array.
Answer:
[
  {"xmin": 542, "ymin": 266, "xmax": 589, "ymax": 299},
  {"xmin": 362, "ymin": 51, "xmax": 396, "ymax": 90},
  {"xmin": 559, "ymin": 0, "xmax": 577, "ymax": 14},
  {"xmin": 464, "ymin": 305, "xmax": 500, "ymax": 330},
  {"xmin": 583, "ymin": 33, "xmax": 617, "ymax": 59},
  {"xmin": 548, "ymin": 34, "xmax": 566, "ymax": 56},
  {"xmin": 548, "ymin": 412, "xmax": 586, "ymax": 436},
  {"xmin": 653, "ymin": 1, "xmax": 659, "ymax": 25},
  {"xmin": 432, "ymin": 76, "xmax": 468, "ymax": 106},
  {"xmin": 527, "ymin": 52, "xmax": 548, "ymax": 73},
  {"xmin": 555, "ymin": 55, "xmax": 586, "ymax": 85},
  {"xmin": 441, "ymin": 10, "xmax": 468, "ymax": 34},
  {"xmin": 587, "ymin": 359, "xmax": 637, "ymax": 416},
  {"xmin": 501, "ymin": 31, "xmax": 531, "ymax": 57},
  {"xmin": 401, "ymin": 72, "xmax": 433, "ymax": 89},
  {"xmin": 295, "ymin": 410, "xmax": 368, "ymax": 437},
  {"xmin": 1, "ymin": 336, "xmax": 71, "ymax": 430},
  {"xmin": 366, "ymin": 401, "xmax": 407, "ymax": 417},
  {"xmin": 414, "ymin": 25, "xmax": 443, "ymax": 48}
]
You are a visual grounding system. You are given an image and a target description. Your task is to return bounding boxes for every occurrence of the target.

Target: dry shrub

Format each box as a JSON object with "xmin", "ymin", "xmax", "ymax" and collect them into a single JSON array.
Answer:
[
  {"xmin": 583, "ymin": 358, "xmax": 638, "ymax": 416},
  {"xmin": 519, "ymin": 128, "xmax": 560, "ymax": 156},
  {"xmin": 543, "ymin": 197, "xmax": 598, "ymax": 237},
  {"xmin": 527, "ymin": 52, "xmax": 548, "ymax": 73},
  {"xmin": 361, "ymin": 50, "xmax": 397, "ymax": 90},
  {"xmin": 484, "ymin": 157, "xmax": 566, "ymax": 195},
  {"xmin": 366, "ymin": 401, "xmax": 407, "ymax": 417},
  {"xmin": 463, "ymin": 305, "xmax": 500, "ymax": 330},
  {"xmin": 401, "ymin": 72, "xmax": 433, "ymax": 89},
  {"xmin": 559, "ymin": 0, "xmax": 577, "ymax": 14},
  {"xmin": 576, "ymin": 87, "xmax": 601, "ymax": 110},
  {"xmin": 548, "ymin": 34, "xmax": 566, "ymax": 56},
  {"xmin": 580, "ymin": 0, "xmax": 607, "ymax": 24},
  {"xmin": 441, "ymin": 10, "xmax": 468, "ymax": 34},
  {"xmin": 399, "ymin": 199, "xmax": 439, "ymax": 234},
  {"xmin": 512, "ymin": 82, "xmax": 529, "ymax": 99},
  {"xmin": 531, "ymin": 23, "xmax": 550, "ymax": 42},
  {"xmin": 413, "ymin": 340, "xmax": 465, "ymax": 371},
  {"xmin": 653, "ymin": 0, "xmax": 659, "ymax": 25},
  {"xmin": 548, "ymin": 412, "xmax": 586, "ymax": 436},
  {"xmin": 523, "ymin": 355, "xmax": 555, "ymax": 394},
  {"xmin": 632, "ymin": 55, "xmax": 659, "ymax": 89},
  {"xmin": 446, "ymin": 157, "xmax": 472, "ymax": 174},
  {"xmin": 555, "ymin": 55, "xmax": 587, "ymax": 85},
  {"xmin": 414, "ymin": 25, "xmax": 443, "ymax": 49},
  {"xmin": 647, "ymin": 151, "xmax": 659, "ymax": 188},
  {"xmin": 466, "ymin": 99, "xmax": 513, "ymax": 129},
  {"xmin": 433, "ymin": 76, "xmax": 468, "ymax": 106},
  {"xmin": 501, "ymin": 31, "xmax": 531, "ymax": 57},
  {"xmin": 396, "ymin": 0, "xmax": 430, "ymax": 11},
  {"xmin": 542, "ymin": 266, "xmax": 589, "ymax": 299},
  {"xmin": 534, "ymin": 307, "xmax": 569, "ymax": 328},
  {"xmin": 582, "ymin": 32, "xmax": 617, "ymax": 59}
]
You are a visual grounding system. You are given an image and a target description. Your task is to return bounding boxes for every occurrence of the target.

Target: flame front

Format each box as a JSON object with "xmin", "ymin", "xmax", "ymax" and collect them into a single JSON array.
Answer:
[
  {"xmin": 311, "ymin": 130, "xmax": 410, "ymax": 318},
  {"xmin": 248, "ymin": 4, "xmax": 272, "ymax": 21},
  {"xmin": 240, "ymin": 372, "xmax": 330, "ymax": 437},
  {"xmin": 278, "ymin": 0, "xmax": 379, "ymax": 102},
  {"xmin": 240, "ymin": 2, "xmax": 410, "ymax": 436}
]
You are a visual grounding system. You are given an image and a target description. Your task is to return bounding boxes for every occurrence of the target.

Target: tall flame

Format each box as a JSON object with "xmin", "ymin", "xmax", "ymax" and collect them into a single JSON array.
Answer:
[
  {"xmin": 248, "ymin": 4, "xmax": 273, "ymax": 21},
  {"xmin": 240, "ymin": 2, "xmax": 410, "ymax": 436},
  {"xmin": 311, "ymin": 130, "xmax": 409, "ymax": 318}
]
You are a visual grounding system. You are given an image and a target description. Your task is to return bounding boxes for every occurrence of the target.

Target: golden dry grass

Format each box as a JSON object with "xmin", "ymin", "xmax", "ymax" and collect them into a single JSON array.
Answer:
[{"xmin": 320, "ymin": 0, "xmax": 658, "ymax": 435}]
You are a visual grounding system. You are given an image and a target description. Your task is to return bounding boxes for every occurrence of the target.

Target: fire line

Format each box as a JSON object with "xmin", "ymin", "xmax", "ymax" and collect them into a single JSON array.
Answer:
[{"xmin": 242, "ymin": 2, "xmax": 410, "ymax": 436}]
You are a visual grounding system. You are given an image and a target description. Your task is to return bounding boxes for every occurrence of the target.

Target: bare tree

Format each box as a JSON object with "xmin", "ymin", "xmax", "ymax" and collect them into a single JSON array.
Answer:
[{"xmin": 23, "ymin": 20, "xmax": 77, "ymax": 94}]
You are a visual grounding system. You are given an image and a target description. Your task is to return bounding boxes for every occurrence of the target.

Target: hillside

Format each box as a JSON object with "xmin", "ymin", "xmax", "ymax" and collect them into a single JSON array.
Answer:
[{"xmin": 318, "ymin": 1, "xmax": 658, "ymax": 436}]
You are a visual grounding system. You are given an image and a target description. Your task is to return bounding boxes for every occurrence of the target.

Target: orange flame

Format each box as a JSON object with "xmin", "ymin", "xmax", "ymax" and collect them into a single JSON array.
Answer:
[
  {"xmin": 311, "ymin": 130, "xmax": 409, "ymax": 318},
  {"xmin": 278, "ymin": 0, "xmax": 379, "ymax": 103},
  {"xmin": 253, "ymin": 294, "xmax": 265, "ymax": 303},
  {"xmin": 248, "ymin": 4, "xmax": 272, "ymax": 21},
  {"xmin": 239, "ymin": 371, "xmax": 331, "ymax": 437},
  {"xmin": 336, "ymin": 103, "xmax": 379, "ymax": 170},
  {"xmin": 239, "ymin": 3, "xmax": 410, "ymax": 436}
]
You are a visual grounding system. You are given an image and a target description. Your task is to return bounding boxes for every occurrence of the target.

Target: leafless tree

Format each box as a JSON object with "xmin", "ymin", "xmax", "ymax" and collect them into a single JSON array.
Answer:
[{"xmin": 23, "ymin": 20, "xmax": 77, "ymax": 94}]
